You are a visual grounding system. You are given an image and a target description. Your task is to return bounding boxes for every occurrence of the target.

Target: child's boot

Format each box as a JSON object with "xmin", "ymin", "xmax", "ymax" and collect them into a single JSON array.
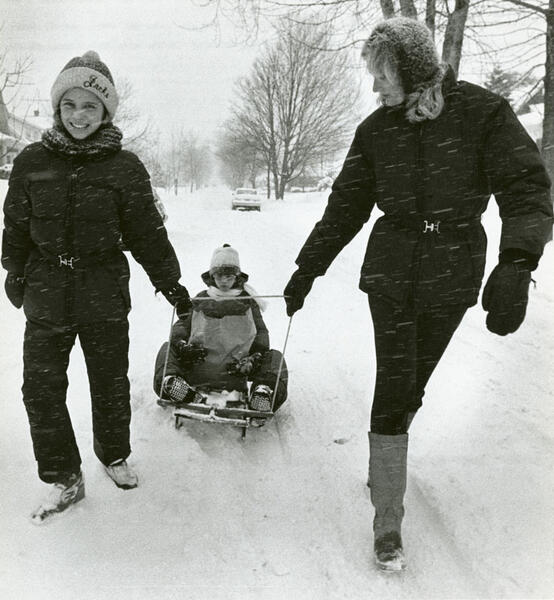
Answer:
[
  {"xmin": 249, "ymin": 384, "xmax": 272, "ymax": 412},
  {"xmin": 158, "ymin": 376, "xmax": 202, "ymax": 407}
]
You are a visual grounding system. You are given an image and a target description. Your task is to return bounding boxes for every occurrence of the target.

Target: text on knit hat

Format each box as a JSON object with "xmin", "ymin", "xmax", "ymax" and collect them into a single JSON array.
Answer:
[{"xmin": 50, "ymin": 51, "xmax": 119, "ymax": 120}]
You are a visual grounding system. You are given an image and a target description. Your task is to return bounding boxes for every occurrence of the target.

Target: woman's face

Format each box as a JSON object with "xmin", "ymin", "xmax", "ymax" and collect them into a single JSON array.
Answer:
[
  {"xmin": 59, "ymin": 88, "xmax": 105, "ymax": 140},
  {"xmin": 368, "ymin": 67, "xmax": 405, "ymax": 107},
  {"xmin": 213, "ymin": 270, "xmax": 237, "ymax": 292}
]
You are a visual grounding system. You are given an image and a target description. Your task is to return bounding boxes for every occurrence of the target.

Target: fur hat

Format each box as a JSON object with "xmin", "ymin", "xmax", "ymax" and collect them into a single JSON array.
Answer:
[
  {"xmin": 209, "ymin": 244, "xmax": 241, "ymax": 274},
  {"xmin": 51, "ymin": 51, "xmax": 119, "ymax": 120},
  {"xmin": 363, "ymin": 17, "xmax": 440, "ymax": 94}
]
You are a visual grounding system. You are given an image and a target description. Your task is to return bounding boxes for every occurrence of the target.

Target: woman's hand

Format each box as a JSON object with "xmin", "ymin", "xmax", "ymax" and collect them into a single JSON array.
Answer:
[
  {"xmin": 482, "ymin": 262, "xmax": 531, "ymax": 335},
  {"xmin": 283, "ymin": 269, "xmax": 315, "ymax": 316}
]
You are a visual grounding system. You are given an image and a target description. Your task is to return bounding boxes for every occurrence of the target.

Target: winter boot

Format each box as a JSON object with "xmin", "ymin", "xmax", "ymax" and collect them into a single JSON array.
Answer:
[
  {"xmin": 368, "ymin": 432, "xmax": 408, "ymax": 571},
  {"xmin": 158, "ymin": 376, "xmax": 202, "ymax": 407},
  {"xmin": 249, "ymin": 384, "xmax": 273, "ymax": 412},
  {"xmin": 104, "ymin": 459, "xmax": 138, "ymax": 490},
  {"xmin": 30, "ymin": 471, "xmax": 85, "ymax": 524},
  {"xmin": 366, "ymin": 413, "xmax": 414, "ymax": 488}
]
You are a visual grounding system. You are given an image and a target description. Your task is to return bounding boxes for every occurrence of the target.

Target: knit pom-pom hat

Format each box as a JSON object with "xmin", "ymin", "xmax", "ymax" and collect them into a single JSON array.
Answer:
[
  {"xmin": 362, "ymin": 17, "xmax": 440, "ymax": 94},
  {"xmin": 209, "ymin": 244, "xmax": 241, "ymax": 274},
  {"xmin": 51, "ymin": 51, "xmax": 119, "ymax": 120}
]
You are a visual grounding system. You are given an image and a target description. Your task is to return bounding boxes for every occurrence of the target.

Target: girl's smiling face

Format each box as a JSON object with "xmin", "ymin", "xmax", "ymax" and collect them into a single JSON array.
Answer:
[{"xmin": 59, "ymin": 88, "xmax": 105, "ymax": 139}]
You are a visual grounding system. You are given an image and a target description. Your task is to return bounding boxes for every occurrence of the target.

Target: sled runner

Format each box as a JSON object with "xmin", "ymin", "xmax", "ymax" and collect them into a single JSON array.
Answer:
[{"xmin": 174, "ymin": 390, "xmax": 274, "ymax": 436}]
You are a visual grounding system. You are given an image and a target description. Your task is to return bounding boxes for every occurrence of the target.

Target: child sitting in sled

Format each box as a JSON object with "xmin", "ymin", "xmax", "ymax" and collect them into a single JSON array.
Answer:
[{"xmin": 153, "ymin": 244, "xmax": 288, "ymax": 414}]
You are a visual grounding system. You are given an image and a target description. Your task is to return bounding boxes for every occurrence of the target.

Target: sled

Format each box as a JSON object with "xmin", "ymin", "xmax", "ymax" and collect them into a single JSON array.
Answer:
[
  {"xmin": 173, "ymin": 391, "xmax": 274, "ymax": 437},
  {"xmin": 158, "ymin": 304, "xmax": 292, "ymax": 439}
]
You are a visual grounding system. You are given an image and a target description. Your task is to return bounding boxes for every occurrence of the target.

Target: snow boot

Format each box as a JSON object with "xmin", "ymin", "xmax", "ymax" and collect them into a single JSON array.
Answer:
[
  {"xmin": 104, "ymin": 459, "xmax": 138, "ymax": 490},
  {"xmin": 249, "ymin": 384, "xmax": 272, "ymax": 412},
  {"xmin": 366, "ymin": 412, "xmax": 414, "ymax": 487},
  {"xmin": 31, "ymin": 471, "xmax": 85, "ymax": 524},
  {"xmin": 158, "ymin": 376, "xmax": 202, "ymax": 407},
  {"xmin": 368, "ymin": 432, "xmax": 408, "ymax": 572}
]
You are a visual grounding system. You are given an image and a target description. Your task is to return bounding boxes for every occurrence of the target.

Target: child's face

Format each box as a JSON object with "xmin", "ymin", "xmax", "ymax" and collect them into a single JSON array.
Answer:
[
  {"xmin": 60, "ymin": 88, "xmax": 105, "ymax": 140},
  {"xmin": 213, "ymin": 269, "xmax": 237, "ymax": 292}
]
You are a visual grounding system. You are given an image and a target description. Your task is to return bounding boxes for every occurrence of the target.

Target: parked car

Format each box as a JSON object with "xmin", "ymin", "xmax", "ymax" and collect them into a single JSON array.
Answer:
[
  {"xmin": 0, "ymin": 163, "xmax": 14, "ymax": 179},
  {"xmin": 231, "ymin": 188, "xmax": 261, "ymax": 211}
]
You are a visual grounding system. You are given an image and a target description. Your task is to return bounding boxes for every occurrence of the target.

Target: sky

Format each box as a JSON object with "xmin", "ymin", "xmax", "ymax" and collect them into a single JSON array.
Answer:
[{"xmin": 1, "ymin": 0, "xmax": 270, "ymax": 143}]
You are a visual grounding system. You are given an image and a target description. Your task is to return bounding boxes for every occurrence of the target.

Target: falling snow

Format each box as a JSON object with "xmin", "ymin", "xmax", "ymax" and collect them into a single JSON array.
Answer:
[{"xmin": 1, "ymin": 183, "xmax": 553, "ymax": 599}]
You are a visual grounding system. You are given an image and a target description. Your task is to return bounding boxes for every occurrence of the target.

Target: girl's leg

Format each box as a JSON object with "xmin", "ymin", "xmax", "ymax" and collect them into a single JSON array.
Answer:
[
  {"xmin": 22, "ymin": 321, "xmax": 80, "ymax": 483},
  {"xmin": 79, "ymin": 320, "xmax": 131, "ymax": 466}
]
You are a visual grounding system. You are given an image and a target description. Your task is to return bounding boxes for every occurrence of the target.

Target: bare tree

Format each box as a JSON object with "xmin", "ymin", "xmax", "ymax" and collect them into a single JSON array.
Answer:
[
  {"xmin": 216, "ymin": 124, "xmax": 262, "ymax": 189},
  {"xmin": 0, "ymin": 42, "xmax": 33, "ymax": 160},
  {"xmin": 229, "ymin": 21, "xmax": 360, "ymax": 199},
  {"xmin": 181, "ymin": 130, "xmax": 212, "ymax": 192},
  {"xmin": 197, "ymin": 0, "xmax": 553, "ymax": 196},
  {"xmin": 114, "ymin": 77, "xmax": 152, "ymax": 149}
]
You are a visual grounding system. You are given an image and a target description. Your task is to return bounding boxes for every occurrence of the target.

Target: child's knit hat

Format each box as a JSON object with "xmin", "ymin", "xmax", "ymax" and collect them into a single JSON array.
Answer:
[
  {"xmin": 50, "ymin": 51, "xmax": 119, "ymax": 120},
  {"xmin": 209, "ymin": 244, "xmax": 241, "ymax": 274}
]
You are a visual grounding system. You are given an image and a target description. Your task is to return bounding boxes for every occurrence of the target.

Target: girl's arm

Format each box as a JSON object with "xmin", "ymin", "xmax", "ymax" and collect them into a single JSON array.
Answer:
[{"xmin": 2, "ymin": 153, "xmax": 33, "ymax": 275}]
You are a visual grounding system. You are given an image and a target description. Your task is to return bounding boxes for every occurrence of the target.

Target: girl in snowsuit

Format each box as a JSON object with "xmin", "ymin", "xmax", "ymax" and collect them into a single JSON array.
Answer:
[
  {"xmin": 154, "ymin": 244, "xmax": 288, "ymax": 414},
  {"xmin": 2, "ymin": 51, "xmax": 190, "ymax": 522},
  {"xmin": 283, "ymin": 18, "xmax": 552, "ymax": 571}
]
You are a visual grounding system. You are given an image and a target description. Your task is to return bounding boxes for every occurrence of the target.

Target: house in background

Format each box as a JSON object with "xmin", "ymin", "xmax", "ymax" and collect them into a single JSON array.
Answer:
[{"xmin": 0, "ymin": 91, "xmax": 51, "ymax": 166}]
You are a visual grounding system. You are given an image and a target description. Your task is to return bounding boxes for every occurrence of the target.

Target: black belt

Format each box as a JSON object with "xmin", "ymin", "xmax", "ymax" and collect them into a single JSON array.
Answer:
[{"xmin": 381, "ymin": 214, "xmax": 481, "ymax": 234}]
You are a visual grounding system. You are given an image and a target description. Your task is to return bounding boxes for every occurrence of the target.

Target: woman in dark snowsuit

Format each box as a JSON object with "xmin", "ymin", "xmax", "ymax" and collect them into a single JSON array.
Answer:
[
  {"xmin": 1, "ymin": 51, "xmax": 190, "ymax": 522},
  {"xmin": 283, "ymin": 18, "xmax": 552, "ymax": 571}
]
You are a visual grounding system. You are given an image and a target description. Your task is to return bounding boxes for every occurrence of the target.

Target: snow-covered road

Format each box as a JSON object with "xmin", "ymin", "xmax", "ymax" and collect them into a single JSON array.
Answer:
[{"xmin": 1, "ymin": 183, "xmax": 553, "ymax": 599}]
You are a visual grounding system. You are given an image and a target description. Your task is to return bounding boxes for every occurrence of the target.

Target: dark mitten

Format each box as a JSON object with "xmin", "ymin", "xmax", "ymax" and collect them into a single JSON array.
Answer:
[
  {"xmin": 482, "ymin": 262, "xmax": 531, "ymax": 335},
  {"xmin": 227, "ymin": 352, "xmax": 263, "ymax": 375},
  {"xmin": 4, "ymin": 273, "xmax": 25, "ymax": 309},
  {"xmin": 174, "ymin": 340, "xmax": 207, "ymax": 366},
  {"xmin": 159, "ymin": 283, "xmax": 192, "ymax": 315},
  {"xmin": 283, "ymin": 269, "xmax": 315, "ymax": 317}
]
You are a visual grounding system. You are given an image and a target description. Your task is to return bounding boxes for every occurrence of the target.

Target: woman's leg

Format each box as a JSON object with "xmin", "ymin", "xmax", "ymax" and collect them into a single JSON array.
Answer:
[
  {"xmin": 412, "ymin": 304, "xmax": 467, "ymax": 414},
  {"xmin": 79, "ymin": 320, "xmax": 131, "ymax": 466},
  {"xmin": 22, "ymin": 321, "xmax": 80, "ymax": 483},
  {"xmin": 369, "ymin": 297, "xmax": 467, "ymax": 433},
  {"xmin": 368, "ymin": 297, "xmax": 417, "ymax": 435}
]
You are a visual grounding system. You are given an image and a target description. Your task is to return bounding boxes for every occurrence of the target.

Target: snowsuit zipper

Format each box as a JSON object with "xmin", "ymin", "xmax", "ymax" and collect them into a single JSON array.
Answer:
[
  {"xmin": 411, "ymin": 123, "xmax": 426, "ymax": 305},
  {"xmin": 64, "ymin": 170, "xmax": 78, "ymax": 319}
]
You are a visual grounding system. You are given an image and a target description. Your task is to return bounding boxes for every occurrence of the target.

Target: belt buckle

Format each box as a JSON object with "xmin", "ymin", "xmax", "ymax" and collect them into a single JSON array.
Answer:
[
  {"xmin": 58, "ymin": 255, "xmax": 75, "ymax": 269},
  {"xmin": 422, "ymin": 219, "xmax": 440, "ymax": 234}
]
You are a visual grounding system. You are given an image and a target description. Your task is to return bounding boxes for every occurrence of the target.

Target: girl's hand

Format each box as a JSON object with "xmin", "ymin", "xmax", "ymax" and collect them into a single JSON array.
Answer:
[{"xmin": 4, "ymin": 273, "xmax": 25, "ymax": 309}]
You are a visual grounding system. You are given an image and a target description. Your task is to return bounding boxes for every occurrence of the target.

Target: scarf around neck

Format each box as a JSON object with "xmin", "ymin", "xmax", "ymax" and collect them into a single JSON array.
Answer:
[
  {"xmin": 41, "ymin": 122, "xmax": 123, "ymax": 159},
  {"xmin": 207, "ymin": 284, "xmax": 267, "ymax": 311}
]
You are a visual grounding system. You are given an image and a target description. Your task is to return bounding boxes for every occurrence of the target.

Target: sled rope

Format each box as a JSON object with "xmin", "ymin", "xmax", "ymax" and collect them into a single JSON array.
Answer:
[
  {"xmin": 271, "ymin": 315, "xmax": 293, "ymax": 412},
  {"xmin": 158, "ymin": 304, "xmax": 177, "ymax": 401},
  {"xmin": 191, "ymin": 295, "xmax": 286, "ymax": 301}
]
